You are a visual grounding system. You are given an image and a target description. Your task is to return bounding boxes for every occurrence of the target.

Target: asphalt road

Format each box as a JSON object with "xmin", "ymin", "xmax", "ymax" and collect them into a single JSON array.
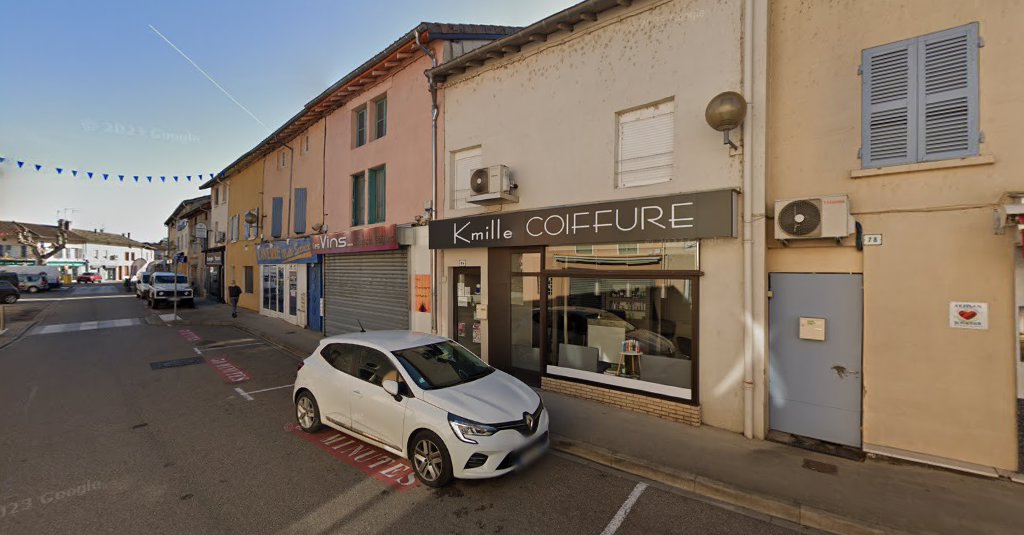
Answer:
[{"xmin": 0, "ymin": 284, "xmax": 800, "ymax": 534}]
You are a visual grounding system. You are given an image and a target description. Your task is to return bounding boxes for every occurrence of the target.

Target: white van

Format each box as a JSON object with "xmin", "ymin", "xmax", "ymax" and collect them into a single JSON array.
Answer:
[
  {"xmin": 148, "ymin": 272, "xmax": 194, "ymax": 309},
  {"xmin": 6, "ymin": 265, "xmax": 61, "ymax": 289}
]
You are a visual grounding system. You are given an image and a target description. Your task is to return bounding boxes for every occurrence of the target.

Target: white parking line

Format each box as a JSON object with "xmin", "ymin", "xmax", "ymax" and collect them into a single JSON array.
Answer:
[
  {"xmin": 200, "ymin": 342, "xmax": 265, "ymax": 352},
  {"xmin": 600, "ymin": 482, "xmax": 648, "ymax": 535},
  {"xmin": 193, "ymin": 347, "xmax": 203, "ymax": 356},
  {"xmin": 234, "ymin": 383, "xmax": 293, "ymax": 401}
]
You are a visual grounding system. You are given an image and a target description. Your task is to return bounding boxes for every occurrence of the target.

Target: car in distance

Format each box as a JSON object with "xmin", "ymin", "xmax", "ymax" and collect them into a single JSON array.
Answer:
[
  {"xmin": 293, "ymin": 331, "xmax": 548, "ymax": 487},
  {"xmin": 17, "ymin": 273, "xmax": 49, "ymax": 293},
  {"xmin": 77, "ymin": 272, "xmax": 102, "ymax": 283},
  {"xmin": 147, "ymin": 272, "xmax": 193, "ymax": 308},
  {"xmin": 0, "ymin": 281, "xmax": 20, "ymax": 304}
]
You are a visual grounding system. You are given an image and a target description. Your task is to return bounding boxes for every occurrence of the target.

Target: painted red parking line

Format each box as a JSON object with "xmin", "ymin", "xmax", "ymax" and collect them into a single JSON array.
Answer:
[
  {"xmin": 177, "ymin": 329, "xmax": 201, "ymax": 343},
  {"xmin": 206, "ymin": 356, "xmax": 252, "ymax": 384},
  {"xmin": 289, "ymin": 424, "xmax": 419, "ymax": 492}
]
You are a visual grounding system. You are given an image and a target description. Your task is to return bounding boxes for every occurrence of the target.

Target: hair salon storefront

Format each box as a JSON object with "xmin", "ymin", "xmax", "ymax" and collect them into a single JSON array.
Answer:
[{"xmin": 430, "ymin": 189, "xmax": 738, "ymax": 422}]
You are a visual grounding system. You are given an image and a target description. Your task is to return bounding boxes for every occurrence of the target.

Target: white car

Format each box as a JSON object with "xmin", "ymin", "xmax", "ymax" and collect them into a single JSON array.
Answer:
[
  {"xmin": 147, "ymin": 272, "xmax": 194, "ymax": 308},
  {"xmin": 293, "ymin": 331, "xmax": 549, "ymax": 487}
]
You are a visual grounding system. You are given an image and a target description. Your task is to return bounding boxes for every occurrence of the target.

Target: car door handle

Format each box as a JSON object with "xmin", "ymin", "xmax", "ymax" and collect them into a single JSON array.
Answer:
[{"xmin": 353, "ymin": 390, "xmax": 362, "ymax": 396}]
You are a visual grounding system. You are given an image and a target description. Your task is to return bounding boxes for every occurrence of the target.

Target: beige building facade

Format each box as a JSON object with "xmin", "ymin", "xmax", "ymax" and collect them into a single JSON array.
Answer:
[
  {"xmin": 430, "ymin": 0, "xmax": 766, "ymax": 432},
  {"xmin": 767, "ymin": 0, "xmax": 1024, "ymax": 473}
]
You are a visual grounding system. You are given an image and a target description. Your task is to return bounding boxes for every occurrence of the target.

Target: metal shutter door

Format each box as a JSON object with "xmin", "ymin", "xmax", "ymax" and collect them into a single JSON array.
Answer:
[{"xmin": 324, "ymin": 249, "xmax": 409, "ymax": 335}]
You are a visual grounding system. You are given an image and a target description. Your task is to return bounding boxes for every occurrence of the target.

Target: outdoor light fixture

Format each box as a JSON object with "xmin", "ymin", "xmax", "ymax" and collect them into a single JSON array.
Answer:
[
  {"xmin": 705, "ymin": 91, "xmax": 747, "ymax": 150},
  {"xmin": 244, "ymin": 211, "xmax": 258, "ymax": 225}
]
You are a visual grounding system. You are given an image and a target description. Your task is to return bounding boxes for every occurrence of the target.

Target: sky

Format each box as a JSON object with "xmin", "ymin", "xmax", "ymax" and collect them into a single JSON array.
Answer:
[{"xmin": 0, "ymin": 0, "xmax": 577, "ymax": 242}]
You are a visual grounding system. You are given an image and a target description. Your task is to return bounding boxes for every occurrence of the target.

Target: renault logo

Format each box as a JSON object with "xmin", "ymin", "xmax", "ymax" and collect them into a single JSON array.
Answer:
[{"xmin": 524, "ymin": 412, "xmax": 534, "ymax": 430}]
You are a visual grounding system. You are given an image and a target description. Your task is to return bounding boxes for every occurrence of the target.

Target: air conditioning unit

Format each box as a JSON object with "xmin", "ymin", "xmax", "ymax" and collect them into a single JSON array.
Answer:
[
  {"xmin": 216, "ymin": 231, "xmax": 226, "ymax": 243},
  {"xmin": 468, "ymin": 165, "xmax": 518, "ymax": 205},
  {"xmin": 774, "ymin": 195, "xmax": 856, "ymax": 243}
]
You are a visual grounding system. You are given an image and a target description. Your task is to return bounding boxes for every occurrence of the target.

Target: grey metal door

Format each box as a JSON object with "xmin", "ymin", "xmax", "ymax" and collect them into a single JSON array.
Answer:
[
  {"xmin": 769, "ymin": 273, "xmax": 863, "ymax": 447},
  {"xmin": 324, "ymin": 250, "xmax": 409, "ymax": 335}
]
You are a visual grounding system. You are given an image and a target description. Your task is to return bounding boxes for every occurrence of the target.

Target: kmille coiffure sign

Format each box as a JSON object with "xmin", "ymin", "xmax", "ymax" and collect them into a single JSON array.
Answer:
[{"xmin": 429, "ymin": 189, "xmax": 737, "ymax": 249}]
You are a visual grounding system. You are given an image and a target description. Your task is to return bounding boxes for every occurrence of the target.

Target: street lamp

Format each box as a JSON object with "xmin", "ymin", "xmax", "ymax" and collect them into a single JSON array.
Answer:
[{"xmin": 705, "ymin": 91, "xmax": 748, "ymax": 150}]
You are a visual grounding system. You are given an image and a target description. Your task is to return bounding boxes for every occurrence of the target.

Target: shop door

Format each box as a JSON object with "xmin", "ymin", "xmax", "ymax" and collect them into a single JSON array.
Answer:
[
  {"xmin": 452, "ymin": 267, "xmax": 482, "ymax": 357},
  {"xmin": 307, "ymin": 264, "xmax": 323, "ymax": 332},
  {"xmin": 769, "ymin": 273, "xmax": 863, "ymax": 447}
]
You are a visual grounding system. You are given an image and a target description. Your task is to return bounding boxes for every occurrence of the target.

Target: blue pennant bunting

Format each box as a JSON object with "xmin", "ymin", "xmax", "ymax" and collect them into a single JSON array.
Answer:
[
  {"xmin": 17, "ymin": 161, "xmax": 24, "ymax": 168},
  {"xmin": 56, "ymin": 168, "xmax": 63, "ymax": 174},
  {"xmin": 147, "ymin": 176, "xmax": 152, "ymax": 183},
  {"xmin": 186, "ymin": 175, "xmax": 191, "ymax": 181},
  {"xmin": 34, "ymin": 164, "xmax": 42, "ymax": 171},
  {"xmin": 208, "ymin": 173, "xmax": 214, "ymax": 179},
  {"xmin": 170, "ymin": 176, "xmax": 176, "ymax": 182},
  {"xmin": 118, "ymin": 175, "xmax": 124, "ymax": 181},
  {"xmin": 0, "ymin": 157, "xmax": 5, "ymax": 163},
  {"xmin": 103, "ymin": 174, "xmax": 109, "ymax": 180},
  {"xmin": 88, "ymin": 172, "xmax": 94, "ymax": 179},
  {"xmin": 133, "ymin": 176, "xmax": 139, "ymax": 182},
  {"xmin": 71, "ymin": 170, "xmax": 78, "ymax": 177},
  {"xmin": 174, "ymin": 176, "xmax": 179, "ymax": 181}
]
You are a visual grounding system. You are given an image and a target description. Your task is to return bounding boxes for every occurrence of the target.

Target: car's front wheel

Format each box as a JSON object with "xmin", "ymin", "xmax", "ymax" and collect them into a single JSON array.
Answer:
[
  {"xmin": 3, "ymin": 295, "xmax": 17, "ymax": 304},
  {"xmin": 410, "ymin": 430, "xmax": 454, "ymax": 487},
  {"xmin": 27, "ymin": 286, "xmax": 39, "ymax": 293},
  {"xmin": 295, "ymin": 391, "xmax": 323, "ymax": 433}
]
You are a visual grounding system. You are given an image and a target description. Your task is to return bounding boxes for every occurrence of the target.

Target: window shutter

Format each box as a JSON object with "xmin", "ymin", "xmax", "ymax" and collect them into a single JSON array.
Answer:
[
  {"xmin": 294, "ymin": 188, "xmax": 308, "ymax": 234},
  {"xmin": 917, "ymin": 23, "xmax": 979, "ymax": 161},
  {"xmin": 352, "ymin": 174, "xmax": 364, "ymax": 226},
  {"xmin": 367, "ymin": 171, "xmax": 378, "ymax": 224},
  {"xmin": 271, "ymin": 197, "xmax": 283, "ymax": 238},
  {"xmin": 617, "ymin": 101, "xmax": 674, "ymax": 187},
  {"xmin": 862, "ymin": 38, "xmax": 917, "ymax": 167}
]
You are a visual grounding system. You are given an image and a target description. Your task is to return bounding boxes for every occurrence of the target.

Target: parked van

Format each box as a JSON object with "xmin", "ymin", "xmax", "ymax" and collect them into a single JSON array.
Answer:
[
  {"xmin": 17, "ymin": 273, "xmax": 49, "ymax": 293},
  {"xmin": 6, "ymin": 265, "xmax": 61, "ymax": 289},
  {"xmin": 147, "ymin": 272, "xmax": 193, "ymax": 309}
]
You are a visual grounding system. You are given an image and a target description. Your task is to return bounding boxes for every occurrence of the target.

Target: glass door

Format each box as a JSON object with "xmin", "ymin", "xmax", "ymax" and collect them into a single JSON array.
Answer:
[
  {"xmin": 452, "ymin": 267, "xmax": 482, "ymax": 357},
  {"xmin": 510, "ymin": 251, "xmax": 543, "ymax": 385}
]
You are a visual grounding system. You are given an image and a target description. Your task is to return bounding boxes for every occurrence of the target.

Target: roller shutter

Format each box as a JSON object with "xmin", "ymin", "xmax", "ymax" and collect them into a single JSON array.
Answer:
[{"xmin": 324, "ymin": 249, "xmax": 409, "ymax": 335}]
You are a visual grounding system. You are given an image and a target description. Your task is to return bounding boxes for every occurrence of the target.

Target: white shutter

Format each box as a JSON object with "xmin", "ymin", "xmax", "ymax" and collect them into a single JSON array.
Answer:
[
  {"xmin": 451, "ymin": 147, "xmax": 482, "ymax": 209},
  {"xmin": 918, "ymin": 23, "xmax": 979, "ymax": 161},
  {"xmin": 617, "ymin": 100, "xmax": 674, "ymax": 187}
]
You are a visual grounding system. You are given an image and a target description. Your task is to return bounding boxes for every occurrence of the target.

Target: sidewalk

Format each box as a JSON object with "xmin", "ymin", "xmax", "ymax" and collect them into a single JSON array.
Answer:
[{"xmin": 175, "ymin": 299, "xmax": 1024, "ymax": 535}]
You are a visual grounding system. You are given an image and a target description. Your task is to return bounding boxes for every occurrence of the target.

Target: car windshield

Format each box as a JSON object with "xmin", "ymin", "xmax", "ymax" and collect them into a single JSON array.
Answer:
[
  {"xmin": 392, "ymin": 341, "xmax": 494, "ymax": 390},
  {"xmin": 154, "ymin": 275, "xmax": 188, "ymax": 284},
  {"xmin": 141, "ymin": 274, "xmax": 150, "ymax": 283}
]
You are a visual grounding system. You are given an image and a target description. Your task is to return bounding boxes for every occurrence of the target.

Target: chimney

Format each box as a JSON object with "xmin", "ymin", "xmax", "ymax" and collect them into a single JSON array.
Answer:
[{"xmin": 127, "ymin": 232, "xmax": 131, "ymax": 239}]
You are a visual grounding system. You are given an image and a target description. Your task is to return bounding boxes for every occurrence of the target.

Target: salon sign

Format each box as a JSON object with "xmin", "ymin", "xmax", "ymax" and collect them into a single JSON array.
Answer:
[{"xmin": 428, "ymin": 189, "xmax": 737, "ymax": 249}]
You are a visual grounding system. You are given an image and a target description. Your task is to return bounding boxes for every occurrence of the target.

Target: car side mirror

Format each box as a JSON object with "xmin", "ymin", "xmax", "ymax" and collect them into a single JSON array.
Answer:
[{"xmin": 382, "ymin": 379, "xmax": 401, "ymax": 399}]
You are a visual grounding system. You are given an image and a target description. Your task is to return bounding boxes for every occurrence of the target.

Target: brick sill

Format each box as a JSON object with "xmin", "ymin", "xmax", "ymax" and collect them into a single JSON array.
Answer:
[{"xmin": 851, "ymin": 154, "xmax": 995, "ymax": 178}]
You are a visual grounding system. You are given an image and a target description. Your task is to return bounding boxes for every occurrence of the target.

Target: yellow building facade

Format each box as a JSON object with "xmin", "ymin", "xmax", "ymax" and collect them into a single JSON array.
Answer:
[{"xmin": 223, "ymin": 157, "xmax": 265, "ymax": 312}]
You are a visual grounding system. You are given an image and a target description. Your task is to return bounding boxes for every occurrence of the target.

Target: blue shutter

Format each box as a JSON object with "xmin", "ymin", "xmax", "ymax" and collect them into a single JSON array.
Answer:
[
  {"xmin": 376, "ymin": 167, "xmax": 386, "ymax": 223},
  {"xmin": 352, "ymin": 174, "xmax": 364, "ymax": 226},
  {"xmin": 917, "ymin": 23, "xmax": 979, "ymax": 162},
  {"xmin": 294, "ymin": 188, "xmax": 308, "ymax": 234},
  {"xmin": 367, "ymin": 170, "xmax": 378, "ymax": 224},
  {"xmin": 862, "ymin": 37, "xmax": 917, "ymax": 167},
  {"xmin": 271, "ymin": 197, "xmax": 283, "ymax": 238}
]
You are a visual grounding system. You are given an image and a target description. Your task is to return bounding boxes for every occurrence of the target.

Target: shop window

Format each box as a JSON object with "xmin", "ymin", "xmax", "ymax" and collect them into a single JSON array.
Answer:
[
  {"xmin": 861, "ymin": 23, "xmax": 979, "ymax": 168},
  {"xmin": 617, "ymin": 99, "xmax": 674, "ymax": 188},
  {"xmin": 354, "ymin": 107, "xmax": 368, "ymax": 147},
  {"xmin": 352, "ymin": 172, "xmax": 366, "ymax": 226},
  {"xmin": 368, "ymin": 166, "xmax": 386, "ymax": 224},
  {"xmin": 546, "ymin": 241, "xmax": 698, "ymax": 271},
  {"xmin": 450, "ymin": 146, "xmax": 482, "ymax": 209},
  {"xmin": 546, "ymin": 277, "xmax": 696, "ymax": 398}
]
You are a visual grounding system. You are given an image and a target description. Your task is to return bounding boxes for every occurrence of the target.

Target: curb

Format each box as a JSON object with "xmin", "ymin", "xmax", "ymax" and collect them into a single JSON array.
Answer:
[{"xmin": 551, "ymin": 436, "xmax": 909, "ymax": 535}]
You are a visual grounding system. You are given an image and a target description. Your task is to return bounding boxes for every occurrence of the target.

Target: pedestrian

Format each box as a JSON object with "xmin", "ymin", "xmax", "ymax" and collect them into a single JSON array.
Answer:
[{"xmin": 228, "ymin": 281, "xmax": 242, "ymax": 318}]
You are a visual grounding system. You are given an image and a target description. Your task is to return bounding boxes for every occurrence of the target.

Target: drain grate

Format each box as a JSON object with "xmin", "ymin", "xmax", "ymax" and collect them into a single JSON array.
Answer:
[
  {"xmin": 802, "ymin": 458, "xmax": 838, "ymax": 475},
  {"xmin": 150, "ymin": 356, "xmax": 205, "ymax": 370}
]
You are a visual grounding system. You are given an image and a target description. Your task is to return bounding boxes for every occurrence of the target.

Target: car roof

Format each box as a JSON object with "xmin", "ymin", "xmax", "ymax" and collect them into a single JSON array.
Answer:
[
  {"xmin": 319, "ymin": 330, "xmax": 449, "ymax": 352},
  {"xmin": 152, "ymin": 272, "xmax": 185, "ymax": 276}
]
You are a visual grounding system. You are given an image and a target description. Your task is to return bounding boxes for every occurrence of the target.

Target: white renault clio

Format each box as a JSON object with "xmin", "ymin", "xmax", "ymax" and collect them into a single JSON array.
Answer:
[{"xmin": 293, "ymin": 331, "xmax": 549, "ymax": 487}]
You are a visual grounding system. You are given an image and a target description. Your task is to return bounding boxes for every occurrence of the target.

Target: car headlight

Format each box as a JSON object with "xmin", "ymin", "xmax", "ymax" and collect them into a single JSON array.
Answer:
[
  {"xmin": 157, "ymin": 291, "xmax": 166, "ymax": 297},
  {"xmin": 448, "ymin": 414, "xmax": 497, "ymax": 444},
  {"xmin": 183, "ymin": 290, "xmax": 192, "ymax": 296}
]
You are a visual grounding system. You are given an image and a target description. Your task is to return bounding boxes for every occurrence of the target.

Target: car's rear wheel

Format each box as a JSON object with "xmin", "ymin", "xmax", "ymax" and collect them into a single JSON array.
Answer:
[
  {"xmin": 28, "ymin": 286, "xmax": 38, "ymax": 293},
  {"xmin": 295, "ymin": 391, "xmax": 323, "ymax": 432},
  {"xmin": 411, "ymin": 430, "xmax": 454, "ymax": 487},
  {"xmin": 3, "ymin": 295, "xmax": 16, "ymax": 304}
]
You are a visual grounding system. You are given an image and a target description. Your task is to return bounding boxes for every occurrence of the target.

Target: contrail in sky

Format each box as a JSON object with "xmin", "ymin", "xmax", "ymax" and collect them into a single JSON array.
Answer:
[{"xmin": 148, "ymin": 24, "xmax": 267, "ymax": 129}]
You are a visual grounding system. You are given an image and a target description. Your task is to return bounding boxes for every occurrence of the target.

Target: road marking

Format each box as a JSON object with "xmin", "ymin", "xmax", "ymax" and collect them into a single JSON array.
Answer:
[
  {"xmin": 291, "ymin": 427, "xmax": 419, "ymax": 491},
  {"xmin": 198, "ymin": 342, "xmax": 265, "ymax": 352},
  {"xmin": 207, "ymin": 356, "xmax": 252, "ymax": 384},
  {"xmin": 28, "ymin": 318, "xmax": 144, "ymax": 336},
  {"xmin": 193, "ymin": 347, "xmax": 203, "ymax": 356},
  {"xmin": 247, "ymin": 384, "xmax": 293, "ymax": 395},
  {"xmin": 201, "ymin": 338, "xmax": 257, "ymax": 348},
  {"xmin": 600, "ymin": 482, "xmax": 648, "ymax": 535},
  {"xmin": 177, "ymin": 329, "xmax": 201, "ymax": 342},
  {"xmin": 24, "ymin": 386, "xmax": 38, "ymax": 415},
  {"xmin": 233, "ymin": 387, "xmax": 254, "ymax": 401},
  {"xmin": 159, "ymin": 313, "xmax": 181, "ymax": 322},
  {"xmin": 25, "ymin": 295, "xmax": 135, "ymax": 302}
]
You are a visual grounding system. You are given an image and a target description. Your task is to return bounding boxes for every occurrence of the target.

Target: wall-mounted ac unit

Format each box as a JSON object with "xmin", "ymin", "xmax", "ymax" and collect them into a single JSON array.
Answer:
[
  {"xmin": 468, "ymin": 165, "xmax": 518, "ymax": 205},
  {"xmin": 774, "ymin": 195, "xmax": 856, "ymax": 242},
  {"xmin": 216, "ymin": 231, "xmax": 226, "ymax": 243}
]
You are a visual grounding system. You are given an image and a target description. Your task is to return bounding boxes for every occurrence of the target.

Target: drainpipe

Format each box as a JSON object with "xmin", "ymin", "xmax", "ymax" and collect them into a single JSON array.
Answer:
[
  {"xmin": 742, "ymin": 0, "xmax": 755, "ymax": 439},
  {"xmin": 414, "ymin": 29, "xmax": 440, "ymax": 334}
]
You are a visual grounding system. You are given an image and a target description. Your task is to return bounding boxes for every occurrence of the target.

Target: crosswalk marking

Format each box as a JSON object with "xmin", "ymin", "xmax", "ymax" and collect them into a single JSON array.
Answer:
[{"xmin": 29, "ymin": 318, "xmax": 144, "ymax": 336}]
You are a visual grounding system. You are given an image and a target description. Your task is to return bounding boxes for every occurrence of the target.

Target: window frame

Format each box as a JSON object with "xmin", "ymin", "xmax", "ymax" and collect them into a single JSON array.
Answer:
[
  {"xmin": 616, "ymin": 98, "xmax": 675, "ymax": 188},
  {"xmin": 367, "ymin": 165, "xmax": 386, "ymax": 225},
  {"xmin": 374, "ymin": 96, "xmax": 387, "ymax": 140},
  {"xmin": 351, "ymin": 172, "xmax": 366, "ymax": 226},
  {"xmin": 354, "ymin": 106, "xmax": 368, "ymax": 147}
]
